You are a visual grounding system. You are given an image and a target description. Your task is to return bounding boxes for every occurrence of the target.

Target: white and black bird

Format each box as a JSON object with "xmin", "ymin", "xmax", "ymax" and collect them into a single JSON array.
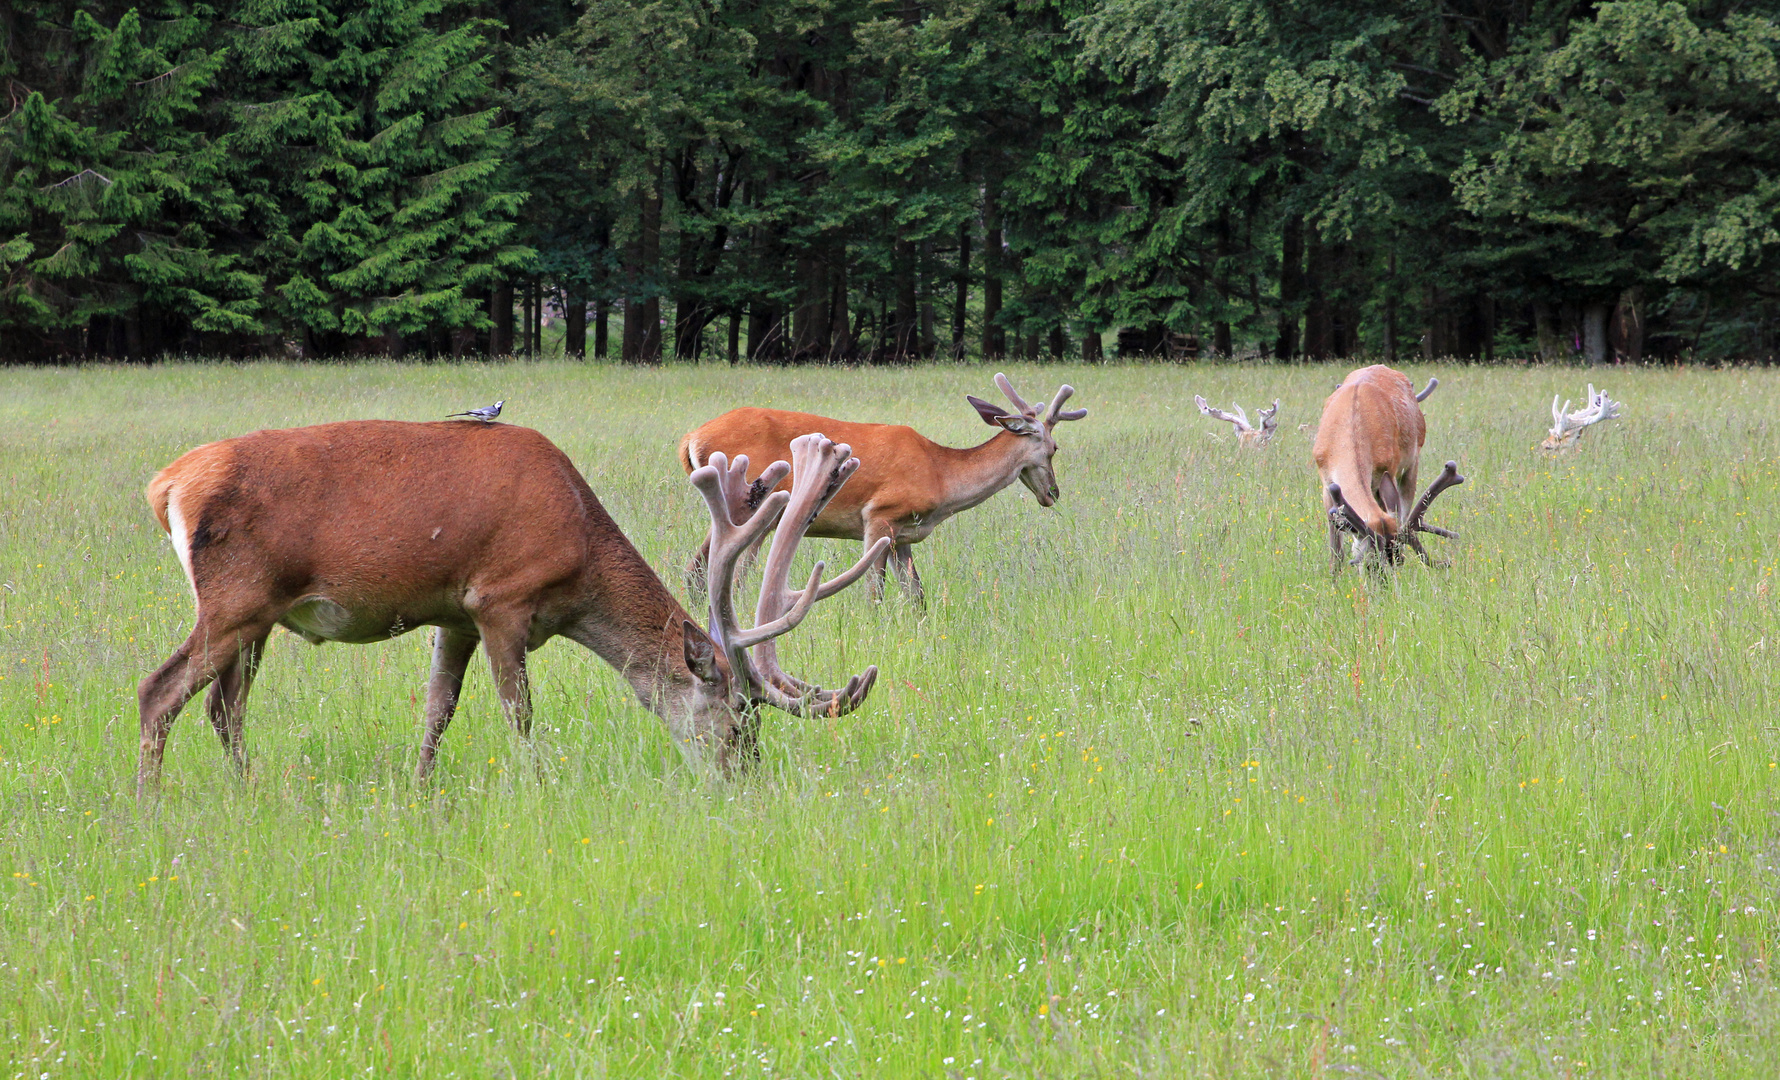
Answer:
[{"xmin": 447, "ymin": 400, "xmax": 504, "ymax": 423}]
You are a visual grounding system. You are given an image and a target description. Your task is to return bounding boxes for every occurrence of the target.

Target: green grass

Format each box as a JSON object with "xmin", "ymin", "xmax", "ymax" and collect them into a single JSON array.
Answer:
[{"xmin": 2, "ymin": 358, "xmax": 1777, "ymax": 1078}]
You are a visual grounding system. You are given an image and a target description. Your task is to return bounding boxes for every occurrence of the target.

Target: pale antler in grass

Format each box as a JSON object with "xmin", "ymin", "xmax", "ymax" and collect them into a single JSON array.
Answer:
[
  {"xmin": 1196, "ymin": 396, "xmax": 1280, "ymax": 447},
  {"xmin": 1541, "ymin": 385, "xmax": 1621, "ymax": 451}
]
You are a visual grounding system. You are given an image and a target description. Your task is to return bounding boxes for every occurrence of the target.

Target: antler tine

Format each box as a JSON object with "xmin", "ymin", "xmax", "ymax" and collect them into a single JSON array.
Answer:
[
  {"xmin": 1550, "ymin": 394, "xmax": 1565, "ymax": 434},
  {"xmin": 757, "ymin": 665, "xmax": 879, "ymax": 718},
  {"xmin": 994, "ymin": 372, "xmax": 1037, "ymax": 418},
  {"xmin": 1259, "ymin": 400, "xmax": 1281, "ymax": 431},
  {"xmin": 1044, "ymin": 384, "xmax": 1086, "ymax": 425},
  {"xmin": 1196, "ymin": 395, "xmax": 1248, "ymax": 431},
  {"xmin": 1405, "ymin": 461, "xmax": 1465, "ymax": 554},
  {"xmin": 690, "ymin": 453, "xmax": 791, "ymax": 649}
]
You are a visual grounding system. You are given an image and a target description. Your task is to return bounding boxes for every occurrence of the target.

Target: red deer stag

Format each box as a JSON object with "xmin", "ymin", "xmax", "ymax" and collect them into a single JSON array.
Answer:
[
  {"xmin": 679, "ymin": 373, "xmax": 1087, "ymax": 602},
  {"xmin": 1313, "ymin": 365, "xmax": 1464, "ymax": 574},
  {"xmin": 136, "ymin": 422, "xmax": 887, "ymax": 793}
]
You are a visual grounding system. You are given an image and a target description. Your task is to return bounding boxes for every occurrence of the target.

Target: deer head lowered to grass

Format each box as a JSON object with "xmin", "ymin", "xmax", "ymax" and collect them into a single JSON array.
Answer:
[
  {"xmin": 1195, "ymin": 396, "xmax": 1279, "ymax": 447},
  {"xmin": 135, "ymin": 421, "xmax": 887, "ymax": 795},
  {"xmin": 1541, "ymin": 385, "xmax": 1621, "ymax": 451},
  {"xmin": 1312, "ymin": 365, "xmax": 1464, "ymax": 575},
  {"xmin": 679, "ymin": 372, "xmax": 1087, "ymax": 604}
]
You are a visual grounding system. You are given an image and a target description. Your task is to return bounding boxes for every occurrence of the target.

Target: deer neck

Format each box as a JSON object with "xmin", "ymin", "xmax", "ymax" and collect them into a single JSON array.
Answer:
[
  {"xmin": 934, "ymin": 431, "xmax": 1033, "ymax": 516},
  {"xmin": 562, "ymin": 510, "xmax": 700, "ymax": 716},
  {"xmin": 1328, "ymin": 459, "xmax": 1396, "ymax": 536}
]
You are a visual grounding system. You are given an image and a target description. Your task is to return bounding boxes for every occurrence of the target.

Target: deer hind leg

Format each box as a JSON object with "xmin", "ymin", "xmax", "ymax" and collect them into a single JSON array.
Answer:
[
  {"xmin": 889, "ymin": 542, "xmax": 925, "ymax": 606},
  {"xmin": 202, "ymin": 628, "xmax": 270, "ymax": 776},
  {"xmin": 137, "ymin": 614, "xmax": 266, "ymax": 795},
  {"xmin": 417, "ymin": 627, "xmax": 480, "ymax": 779}
]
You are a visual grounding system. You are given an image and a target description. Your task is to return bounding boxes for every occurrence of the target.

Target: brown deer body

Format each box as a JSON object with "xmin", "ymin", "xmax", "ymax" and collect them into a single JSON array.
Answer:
[
  {"xmin": 137, "ymin": 420, "xmax": 884, "ymax": 792},
  {"xmin": 679, "ymin": 374, "xmax": 1085, "ymax": 601},
  {"xmin": 1312, "ymin": 365, "xmax": 1463, "ymax": 573}
]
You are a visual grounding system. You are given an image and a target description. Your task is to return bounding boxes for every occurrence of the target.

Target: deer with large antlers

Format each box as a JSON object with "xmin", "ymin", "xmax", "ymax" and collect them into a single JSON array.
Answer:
[
  {"xmin": 1313, "ymin": 365, "xmax": 1464, "ymax": 574},
  {"xmin": 136, "ymin": 421, "xmax": 886, "ymax": 793},
  {"xmin": 1541, "ymin": 385, "xmax": 1621, "ymax": 451},
  {"xmin": 679, "ymin": 373, "xmax": 1087, "ymax": 603},
  {"xmin": 1195, "ymin": 396, "xmax": 1280, "ymax": 447}
]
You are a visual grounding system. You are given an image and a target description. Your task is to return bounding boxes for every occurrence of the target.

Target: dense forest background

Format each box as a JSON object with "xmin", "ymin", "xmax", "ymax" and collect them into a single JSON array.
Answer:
[{"xmin": 2, "ymin": 0, "xmax": 1777, "ymax": 364}]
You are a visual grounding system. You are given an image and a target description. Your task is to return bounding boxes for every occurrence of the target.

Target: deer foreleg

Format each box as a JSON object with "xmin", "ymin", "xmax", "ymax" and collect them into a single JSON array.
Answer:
[
  {"xmin": 863, "ymin": 518, "xmax": 897, "ymax": 601},
  {"xmin": 478, "ymin": 616, "xmax": 533, "ymax": 739},
  {"xmin": 418, "ymin": 627, "xmax": 480, "ymax": 779},
  {"xmin": 889, "ymin": 542, "xmax": 924, "ymax": 606}
]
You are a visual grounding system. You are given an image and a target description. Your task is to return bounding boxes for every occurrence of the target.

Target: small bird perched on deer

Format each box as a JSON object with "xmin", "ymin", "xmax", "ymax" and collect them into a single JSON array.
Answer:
[{"xmin": 448, "ymin": 400, "xmax": 504, "ymax": 422}]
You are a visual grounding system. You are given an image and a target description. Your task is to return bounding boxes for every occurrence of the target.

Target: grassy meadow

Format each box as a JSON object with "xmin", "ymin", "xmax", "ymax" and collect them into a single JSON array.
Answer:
[{"xmin": 1, "ymin": 358, "xmax": 1778, "ymax": 1078}]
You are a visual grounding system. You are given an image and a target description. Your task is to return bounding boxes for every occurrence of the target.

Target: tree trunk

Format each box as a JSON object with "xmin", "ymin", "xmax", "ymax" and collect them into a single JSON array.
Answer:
[
  {"xmin": 125, "ymin": 308, "xmax": 144, "ymax": 362},
  {"xmin": 521, "ymin": 280, "xmax": 535, "ymax": 357},
  {"xmin": 1302, "ymin": 231, "xmax": 1330, "ymax": 359},
  {"xmin": 982, "ymin": 181, "xmax": 1005, "ymax": 360},
  {"xmin": 638, "ymin": 179, "xmax": 663, "ymax": 362},
  {"xmin": 919, "ymin": 241, "xmax": 936, "ymax": 357},
  {"xmin": 1212, "ymin": 211, "xmax": 1232, "ymax": 357},
  {"xmin": 1383, "ymin": 249, "xmax": 1398, "ymax": 363},
  {"xmin": 1048, "ymin": 324, "xmax": 1065, "ymax": 361},
  {"xmin": 491, "ymin": 282, "xmax": 514, "ymax": 355},
  {"xmin": 892, "ymin": 237, "xmax": 918, "ymax": 360},
  {"xmin": 594, "ymin": 300, "xmax": 609, "ymax": 358},
  {"xmin": 1273, "ymin": 214, "xmax": 1303, "ymax": 360},
  {"xmin": 792, "ymin": 254, "xmax": 825, "ymax": 360},
  {"xmin": 565, "ymin": 288, "xmax": 586, "ymax": 358},
  {"xmin": 727, "ymin": 309, "xmax": 740, "ymax": 364},
  {"xmin": 828, "ymin": 260, "xmax": 850, "ymax": 361},
  {"xmin": 952, "ymin": 221, "xmax": 971, "ymax": 359},
  {"xmin": 1478, "ymin": 293, "xmax": 1496, "ymax": 364},
  {"xmin": 748, "ymin": 305, "xmax": 782, "ymax": 361},
  {"xmin": 1533, "ymin": 301, "xmax": 1561, "ymax": 361},
  {"xmin": 1583, "ymin": 301, "xmax": 1610, "ymax": 364},
  {"xmin": 1610, "ymin": 287, "xmax": 1644, "ymax": 361},
  {"xmin": 1422, "ymin": 285, "xmax": 1445, "ymax": 360},
  {"xmin": 1082, "ymin": 330, "xmax": 1102, "ymax": 361}
]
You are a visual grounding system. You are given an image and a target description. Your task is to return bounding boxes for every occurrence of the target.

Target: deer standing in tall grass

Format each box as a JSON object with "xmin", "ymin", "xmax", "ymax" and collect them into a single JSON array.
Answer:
[
  {"xmin": 137, "ymin": 422, "xmax": 885, "ymax": 793},
  {"xmin": 1313, "ymin": 365, "xmax": 1464, "ymax": 574},
  {"xmin": 680, "ymin": 373, "xmax": 1087, "ymax": 602}
]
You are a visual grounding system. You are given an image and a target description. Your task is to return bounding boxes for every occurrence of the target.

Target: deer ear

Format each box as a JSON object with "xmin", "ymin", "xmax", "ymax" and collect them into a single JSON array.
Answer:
[
  {"xmin": 994, "ymin": 413, "xmax": 1044, "ymax": 437},
  {"xmin": 682, "ymin": 621, "xmax": 722, "ymax": 684},
  {"xmin": 966, "ymin": 394, "xmax": 1010, "ymax": 427}
]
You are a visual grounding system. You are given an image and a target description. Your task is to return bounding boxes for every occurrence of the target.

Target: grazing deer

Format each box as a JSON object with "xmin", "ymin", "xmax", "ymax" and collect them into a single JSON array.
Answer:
[
  {"xmin": 1195, "ymin": 396, "xmax": 1279, "ymax": 446},
  {"xmin": 1312, "ymin": 365, "xmax": 1464, "ymax": 574},
  {"xmin": 1541, "ymin": 385, "xmax": 1621, "ymax": 451},
  {"xmin": 136, "ymin": 422, "xmax": 886, "ymax": 793},
  {"xmin": 679, "ymin": 373, "xmax": 1087, "ymax": 603}
]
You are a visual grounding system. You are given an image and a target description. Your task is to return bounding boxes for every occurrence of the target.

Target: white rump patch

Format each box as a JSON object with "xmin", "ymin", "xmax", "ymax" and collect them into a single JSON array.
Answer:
[{"xmin": 166, "ymin": 492, "xmax": 199, "ymax": 604}]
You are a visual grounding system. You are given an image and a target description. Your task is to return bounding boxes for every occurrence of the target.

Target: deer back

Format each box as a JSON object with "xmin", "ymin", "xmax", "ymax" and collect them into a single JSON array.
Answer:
[
  {"xmin": 1312, "ymin": 366, "xmax": 1427, "ymax": 532},
  {"xmin": 681, "ymin": 408, "xmax": 961, "ymax": 539},
  {"xmin": 149, "ymin": 421, "xmax": 671, "ymax": 635}
]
